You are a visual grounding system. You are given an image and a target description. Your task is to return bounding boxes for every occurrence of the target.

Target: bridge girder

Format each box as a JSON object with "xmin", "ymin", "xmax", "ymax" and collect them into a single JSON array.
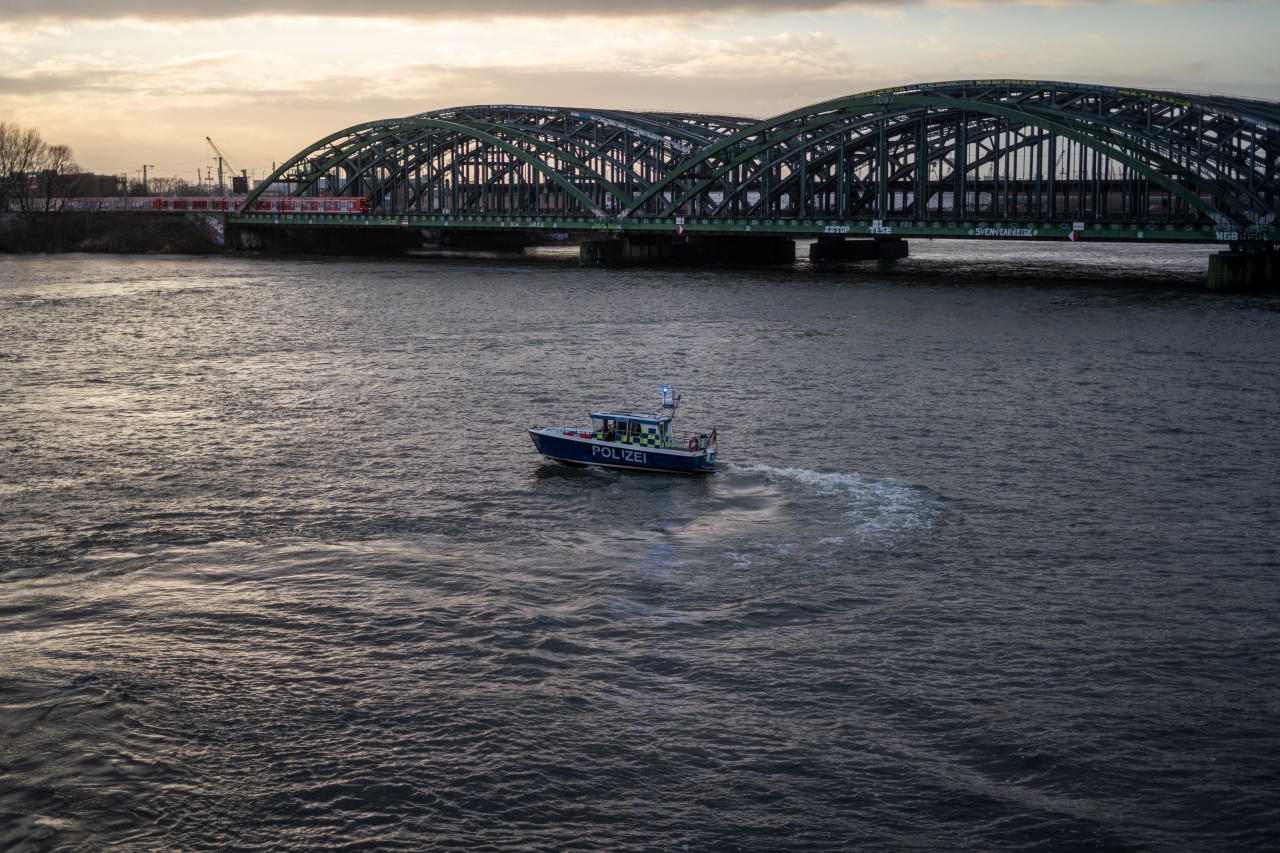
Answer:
[{"xmin": 241, "ymin": 80, "xmax": 1280, "ymax": 236}]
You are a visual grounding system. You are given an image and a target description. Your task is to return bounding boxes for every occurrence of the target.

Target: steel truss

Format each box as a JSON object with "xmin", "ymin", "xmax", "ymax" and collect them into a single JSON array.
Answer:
[{"xmin": 243, "ymin": 80, "xmax": 1280, "ymax": 237}]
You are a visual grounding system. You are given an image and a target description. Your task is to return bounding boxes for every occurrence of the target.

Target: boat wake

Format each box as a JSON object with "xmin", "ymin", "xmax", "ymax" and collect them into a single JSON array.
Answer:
[
  {"xmin": 608, "ymin": 459, "xmax": 943, "ymax": 588},
  {"xmin": 721, "ymin": 461, "xmax": 939, "ymax": 543}
]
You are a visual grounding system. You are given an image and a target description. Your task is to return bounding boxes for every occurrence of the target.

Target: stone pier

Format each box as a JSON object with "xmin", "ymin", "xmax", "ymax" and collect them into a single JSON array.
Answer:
[
  {"xmin": 809, "ymin": 236, "xmax": 909, "ymax": 262},
  {"xmin": 1207, "ymin": 249, "xmax": 1279, "ymax": 291},
  {"xmin": 580, "ymin": 235, "xmax": 795, "ymax": 268}
]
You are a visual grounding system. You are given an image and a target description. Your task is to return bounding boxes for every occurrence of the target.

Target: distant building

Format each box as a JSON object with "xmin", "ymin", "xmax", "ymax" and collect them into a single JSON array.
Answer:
[{"xmin": 75, "ymin": 173, "xmax": 127, "ymax": 196}]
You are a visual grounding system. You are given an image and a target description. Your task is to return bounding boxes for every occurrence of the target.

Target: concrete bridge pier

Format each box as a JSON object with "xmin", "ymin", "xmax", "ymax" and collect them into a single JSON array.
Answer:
[
  {"xmin": 809, "ymin": 236, "xmax": 909, "ymax": 262},
  {"xmin": 580, "ymin": 234, "xmax": 796, "ymax": 267},
  {"xmin": 580, "ymin": 235, "xmax": 670, "ymax": 266},
  {"xmin": 1207, "ymin": 248, "xmax": 1279, "ymax": 291}
]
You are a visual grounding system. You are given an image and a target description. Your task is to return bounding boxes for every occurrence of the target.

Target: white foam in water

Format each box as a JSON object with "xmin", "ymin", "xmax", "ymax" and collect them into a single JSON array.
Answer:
[{"xmin": 724, "ymin": 461, "xmax": 937, "ymax": 541}]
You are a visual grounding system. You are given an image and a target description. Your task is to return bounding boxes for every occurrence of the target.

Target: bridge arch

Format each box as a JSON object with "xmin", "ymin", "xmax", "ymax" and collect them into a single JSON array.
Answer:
[
  {"xmin": 631, "ymin": 81, "xmax": 1278, "ymax": 229},
  {"xmin": 242, "ymin": 107, "xmax": 756, "ymax": 217},
  {"xmin": 243, "ymin": 80, "xmax": 1279, "ymax": 235},
  {"xmin": 243, "ymin": 116, "xmax": 612, "ymax": 216}
]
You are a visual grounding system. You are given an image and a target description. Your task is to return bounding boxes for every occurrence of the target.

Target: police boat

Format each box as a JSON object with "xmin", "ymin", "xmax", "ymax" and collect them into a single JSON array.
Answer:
[{"xmin": 528, "ymin": 386, "xmax": 717, "ymax": 474}]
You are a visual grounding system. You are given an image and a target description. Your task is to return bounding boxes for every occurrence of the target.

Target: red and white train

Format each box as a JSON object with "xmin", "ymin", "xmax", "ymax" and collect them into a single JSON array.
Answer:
[
  {"xmin": 5, "ymin": 196, "xmax": 372, "ymax": 213},
  {"xmin": 243, "ymin": 197, "xmax": 371, "ymax": 213}
]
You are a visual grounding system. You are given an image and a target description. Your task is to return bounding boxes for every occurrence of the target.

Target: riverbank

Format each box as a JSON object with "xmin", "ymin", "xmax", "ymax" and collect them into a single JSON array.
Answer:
[
  {"xmin": 3, "ymin": 214, "xmax": 1275, "ymax": 293},
  {"xmin": 0, "ymin": 212, "xmax": 220, "ymax": 254}
]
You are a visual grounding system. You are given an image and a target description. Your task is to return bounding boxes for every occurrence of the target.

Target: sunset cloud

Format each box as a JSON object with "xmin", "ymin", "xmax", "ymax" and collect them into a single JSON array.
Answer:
[
  {"xmin": 0, "ymin": 0, "xmax": 1271, "ymax": 177},
  {"xmin": 1, "ymin": 1, "xmax": 878, "ymax": 24},
  {"xmin": 0, "ymin": 0, "xmax": 1214, "ymax": 24}
]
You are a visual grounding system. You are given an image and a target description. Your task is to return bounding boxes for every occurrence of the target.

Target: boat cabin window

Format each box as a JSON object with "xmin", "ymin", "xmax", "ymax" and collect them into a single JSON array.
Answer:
[{"xmin": 591, "ymin": 415, "xmax": 663, "ymax": 441}]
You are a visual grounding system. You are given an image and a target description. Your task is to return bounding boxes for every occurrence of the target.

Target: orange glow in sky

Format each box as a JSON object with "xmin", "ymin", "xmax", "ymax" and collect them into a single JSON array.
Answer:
[{"xmin": 1, "ymin": 1, "xmax": 1276, "ymax": 180}]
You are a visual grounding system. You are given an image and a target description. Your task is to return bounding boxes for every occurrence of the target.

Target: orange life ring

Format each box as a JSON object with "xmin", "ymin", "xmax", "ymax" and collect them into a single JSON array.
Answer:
[{"xmin": 687, "ymin": 436, "xmax": 699, "ymax": 452}]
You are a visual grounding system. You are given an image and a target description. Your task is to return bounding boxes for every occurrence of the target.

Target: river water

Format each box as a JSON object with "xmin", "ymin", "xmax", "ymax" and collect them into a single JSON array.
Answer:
[{"xmin": 1, "ymin": 242, "xmax": 1277, "ymax": 851}]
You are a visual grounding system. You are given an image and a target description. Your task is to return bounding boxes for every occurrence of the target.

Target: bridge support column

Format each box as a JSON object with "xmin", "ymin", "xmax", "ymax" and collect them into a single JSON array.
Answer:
[
  {"xmin": 581, "ymin": 234, "xmax": 795, "ymax": 267},
  {"xmin": 810, "ymin": 236, "xmax": 909, "ymax": 262},
  {"xmin": 580, "ymin": 238, "xmax": 623, "ymax": 267},
  {"xmin": 1207, "ymin": 248, "xmax": 1279, "ymax": 292},
  {"xmin": 580, "ymin": 236, "xmax": 672, "ymax": 267}
]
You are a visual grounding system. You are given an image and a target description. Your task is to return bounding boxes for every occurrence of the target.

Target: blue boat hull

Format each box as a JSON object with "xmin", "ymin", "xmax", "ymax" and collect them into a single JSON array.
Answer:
[{"xmin": 529, "ymin": 428, "xmax": 716, "ymax": 474}]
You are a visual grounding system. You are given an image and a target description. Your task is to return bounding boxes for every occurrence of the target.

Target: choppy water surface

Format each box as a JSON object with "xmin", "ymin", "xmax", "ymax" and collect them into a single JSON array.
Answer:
[{"xmin": 2, "ymin": 242, "xmax": 1278, "ymax": 851}]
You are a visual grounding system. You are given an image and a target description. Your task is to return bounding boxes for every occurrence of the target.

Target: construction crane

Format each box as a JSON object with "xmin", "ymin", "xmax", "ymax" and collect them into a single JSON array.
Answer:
[{"xmin": 206, "ymin": 137, "xmax": 246, "ymax": 195}]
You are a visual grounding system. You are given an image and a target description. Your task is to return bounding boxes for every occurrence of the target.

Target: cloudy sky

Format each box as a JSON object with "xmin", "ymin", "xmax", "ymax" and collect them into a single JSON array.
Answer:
[{"xmin": 1, "ymin": 1, "xmax": 1277, "ymax": 184}]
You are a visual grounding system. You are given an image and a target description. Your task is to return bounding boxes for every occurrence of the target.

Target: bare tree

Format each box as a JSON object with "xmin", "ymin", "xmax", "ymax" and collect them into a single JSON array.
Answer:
[
  {"xmin": 172, "ymin": 177, "xmax": 207, "ymax": 197},
  {"xmin": 0, "ymin": 124, "xmax": 84, "ymax": 251},
  {"xmin": 0, "ymin": 122, "xmax": 46, "ymax": 214},
  {"xmin": 150, "ymin": 176, "xmax": 180, "ymax": 197}
]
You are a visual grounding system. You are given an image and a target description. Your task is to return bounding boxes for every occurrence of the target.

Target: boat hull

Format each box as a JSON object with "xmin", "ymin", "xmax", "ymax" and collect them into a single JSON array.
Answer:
[{"xmin": 528, "ymin": 427, "xmax": 716, "ymax": 474}]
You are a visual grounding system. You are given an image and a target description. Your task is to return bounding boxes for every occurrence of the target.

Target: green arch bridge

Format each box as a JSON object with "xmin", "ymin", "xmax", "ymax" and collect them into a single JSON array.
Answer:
[{"xmin": 231, "ymin": 79, "xmax": 1279, "ymax": 283}]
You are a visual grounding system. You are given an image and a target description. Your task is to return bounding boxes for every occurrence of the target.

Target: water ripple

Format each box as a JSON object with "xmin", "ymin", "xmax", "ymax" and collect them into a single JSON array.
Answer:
[{"xmin": 2, "ymin": 250, "xmax": 1278, "ymax": 851}]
